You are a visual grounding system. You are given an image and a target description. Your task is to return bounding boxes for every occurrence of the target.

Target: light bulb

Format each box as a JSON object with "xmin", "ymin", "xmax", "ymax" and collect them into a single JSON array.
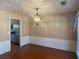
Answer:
[{"xmin": 34, "ymin": 15, "xmax": 41, "ymax": 22}]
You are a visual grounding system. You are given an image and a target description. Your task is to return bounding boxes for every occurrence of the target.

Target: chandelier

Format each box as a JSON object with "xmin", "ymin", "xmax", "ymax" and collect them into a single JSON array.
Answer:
[{"xmin": 33, "ymin": 8, "xmax": 41, "ymax": 25}]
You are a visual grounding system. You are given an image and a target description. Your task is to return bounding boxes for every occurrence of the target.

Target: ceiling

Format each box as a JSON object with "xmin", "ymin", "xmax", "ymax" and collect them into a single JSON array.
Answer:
[{"xmin": 0, "ymin": 0, "xmax": 79, "ymax": 16}]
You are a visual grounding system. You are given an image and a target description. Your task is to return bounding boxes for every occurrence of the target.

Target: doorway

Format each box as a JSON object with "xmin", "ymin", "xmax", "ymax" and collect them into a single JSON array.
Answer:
[{"xmin": 9, "ymin": 18, "xmax": 21, "ymax": 50}]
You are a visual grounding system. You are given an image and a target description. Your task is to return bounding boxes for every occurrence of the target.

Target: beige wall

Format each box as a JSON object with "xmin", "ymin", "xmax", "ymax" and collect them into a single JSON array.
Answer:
[
  {"xmin": 0, "ymin": 9, "xmax": 76, "ymax": 42},
  {"xmin": 22, "ymin": 16, "xmax": 29, "ymax": 36},
  {"xmin": 29, "ymin": 13, "xmax": 76, "ymax": 41},
  {"xmin": 0, "ymin": 9, "xmax": 29, "ymax": 42}
]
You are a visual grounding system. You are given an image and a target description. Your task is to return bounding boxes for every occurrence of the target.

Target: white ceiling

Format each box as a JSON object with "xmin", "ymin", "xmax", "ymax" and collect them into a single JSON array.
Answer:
[{"xmin": 0, "ymin": 0, "xmax": 79, "ymax": 16}]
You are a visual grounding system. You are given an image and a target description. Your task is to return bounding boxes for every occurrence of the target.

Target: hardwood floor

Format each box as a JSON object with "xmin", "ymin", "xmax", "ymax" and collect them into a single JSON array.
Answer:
[{"xmin": 0, "ymin": 43, "xmax": 77, "ymax": 59}]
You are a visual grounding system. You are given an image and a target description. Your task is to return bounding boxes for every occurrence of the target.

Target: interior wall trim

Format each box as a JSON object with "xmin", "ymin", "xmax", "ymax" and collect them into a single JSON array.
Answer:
[
  {"xmin": 20, "ymin": 36, "xmax": 29, "ymax": 46},
  {"xmin": 0, "ymin": 36, "xmax": 76, "ymax": 55},
  {"xmin": 29, "ymin": 36, "xmax": 76, "ymax": 52},
  {"xmin": 0, "ymin": 40, "xmax": 10, "ymax": 55}
]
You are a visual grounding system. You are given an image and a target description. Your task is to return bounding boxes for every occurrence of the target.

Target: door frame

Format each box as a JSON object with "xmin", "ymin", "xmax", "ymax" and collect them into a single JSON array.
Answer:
[{"xmin": 8, "ymin": 17, "xmax": 22, "ymax": 48}]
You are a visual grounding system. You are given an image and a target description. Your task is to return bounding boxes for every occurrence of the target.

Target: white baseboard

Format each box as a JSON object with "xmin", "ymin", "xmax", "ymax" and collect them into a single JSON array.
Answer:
[
  {"xmin": 29, "ymin": 36, "xmax": 76, "ymax": 52},
  {"xmin": 20, "ymin": 36, "xmax": 29, "ymax": 46},
  {"xmin": 0, "ymin": 36, "xmax": 76, "ymax": 55},
  {"xmin": 0, "ymin": 40, "xmax": 11, "ymax": 55}
]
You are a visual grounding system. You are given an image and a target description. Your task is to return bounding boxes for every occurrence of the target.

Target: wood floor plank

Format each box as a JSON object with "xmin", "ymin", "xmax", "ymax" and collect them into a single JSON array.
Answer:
[{"xmin": 0, "ymin": 43, "xmax": 77, "ymax": 59}]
